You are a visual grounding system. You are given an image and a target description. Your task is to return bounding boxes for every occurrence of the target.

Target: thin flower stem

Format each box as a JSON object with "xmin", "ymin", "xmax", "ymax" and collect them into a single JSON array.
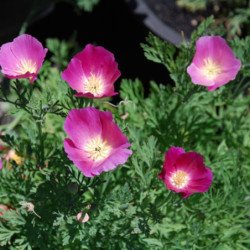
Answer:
[
  {"xmin": 233, "ymin": 76, "xmax": 246, "ymax": 97},
  {"xmin": 0, "ymin": 97, "xmax": 33, "ymax": 115},
  {"xmin": 37, "ymin": 121, "xmax": 45, "ymax": 166},
  {"xmin": 33, "ymin": 210, "xmax": 41, "ymax": 219}
]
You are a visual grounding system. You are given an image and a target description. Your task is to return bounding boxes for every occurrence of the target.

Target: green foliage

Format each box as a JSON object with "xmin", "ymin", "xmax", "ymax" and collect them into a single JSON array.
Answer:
[
  {"xmin": 46, "ymin": 38, "xmax": 79, "ymax": 69},
  {"xmin": 176, "ymin": 0, "xmax": 207, "ymax": 12},
  {"xmin": 74, "ymin": 0, "xmax": 100, "ymax": 12},
  {"xmin": 228, "ymin": 7, "xmax": 250, "ymax": 36},
  {"xmin": 0, "ymin": 19, "xmax": 249, "ymax": 249}
]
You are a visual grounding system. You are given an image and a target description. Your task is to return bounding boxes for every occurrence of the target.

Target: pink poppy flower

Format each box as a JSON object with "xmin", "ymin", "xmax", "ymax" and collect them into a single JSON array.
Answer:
[
  {"xmin": 0, "ymin": 159, "xmax": 2, "ymax": 170},
  {"xmin": 187, "ymin": 36, "xmax": 241, "ymax": 91},
  {"xmin": 64, "ymin": 107, "xmax": 132, "ymax": 177},
  {"xmin": 0, "ymin": 34, "xmax": 48, "ymax": 83},
  {"xmin": 61, "ymin": 44, "xmax": 120, "ymax": 98},
  {"xmin": 159, "ymin": 147, "xmax": 213, "ymax": 198}
]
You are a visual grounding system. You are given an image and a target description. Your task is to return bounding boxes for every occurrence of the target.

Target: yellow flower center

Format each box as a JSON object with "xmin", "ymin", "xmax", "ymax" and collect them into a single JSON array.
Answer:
[
  {"xmin": 201, "ymin": 58, "xmax": 222, "ymax": 80},
  {"xmin": 84, "ymin": 137, "xmax": 111, "ymax": 162},
  {"xmin": 17, "ymin": 59, "xmax": 37, "ymax": 74},
  {"xmin": 84, "ymin": 74, "xmax": 104, "ymax": 96},
  {"xmin": 170, "ymin": 170, "xmax": 189, "ymax": 189}
]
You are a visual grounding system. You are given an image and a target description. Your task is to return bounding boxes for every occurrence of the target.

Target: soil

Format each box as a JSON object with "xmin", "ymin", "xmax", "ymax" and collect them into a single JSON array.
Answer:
[
  {"xmin": 145, "ymin": 0, "xmax": 211, "ymax": 37},
  {"xmin": 139, "ymin": 0, "xmax": 249, "ymax": 40}
]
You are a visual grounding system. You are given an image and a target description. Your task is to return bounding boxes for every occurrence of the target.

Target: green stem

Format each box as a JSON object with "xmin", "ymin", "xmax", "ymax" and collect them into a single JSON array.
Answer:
[
  {"xmin": 37, "ymin": 120, "xmax": 44, "ymax": 167},
  {"xmin": 0, "ymin": 97, "xmax": 32, "ymax": 115}
]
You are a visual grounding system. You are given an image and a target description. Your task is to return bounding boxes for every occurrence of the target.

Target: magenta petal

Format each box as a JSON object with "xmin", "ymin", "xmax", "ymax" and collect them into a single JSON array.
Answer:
[
  {"xmin": 64, "ymin": 108, "xmax": 102, "ymax": 148},
  {"xmin": 187, "ymin": 63, "xmax": 215, "ymax": 87},
  {"xmin": 0, "ymin": 34, "xmax": 47, "ymax": 82},
  {"xmin": 164, "ymin": 147, "xmax": 186, "ymax": 170},
  {"xmin": 159, "ymin": 147, "xmax": 185, "ymax": 180},
  {"xmin": 0, "ymin": 159, "xmax": 2, "ymax": 170},
  {"xmin": 180, "ymin": 191, "xmax": 192, "ymax": 199},
  {"xmin": 207, "ymin": 59, "xmax": 241, "ymax": 90},
  {"xmin": 63, "ymin": 107, "xmax": 132, "ymax": 178},
  {"xmin": 61, "ymin": 58, "xmax": 85, "ymax": 93},
  {"xmin": 187, "ymin": 167, "xmax": 213, "ymax": 193},
  {"xmin": 75, "ymin": 44, "xmax": 118, "ymax": 79},
  {"xmin": 99, "ymin": 111, "xmax": 129, "ymax": 148},
  {"xmin": 62, "ymin": 44, "xmax": 121, "ymax": 98},
  {"xmin": 10, "ymin": 34, "xmax": 47, "ymax": 69},
  {"xmin": 75, "ymin": 161, "xmax": 96, "ymax": 178},
  {"xmin": 174, "ymin": 152, "xmax": 206, "ymax": 177},
  {"xmin": 192, "ymin": 36, "xmax": 225, "ymax": 65},
  {"xmin": 91, "ymin": 145, "xmax": 132, "ymax": 176},
  {"xmin": 64, "ymin": 139, "xmax": 86, "ymax": 161},
  {"xmin": 74, "ymin": 92, "xmax": 96, "ymax": 98},
  {"xmin": 74, "ymin": 91, "xmax": 118, "ymax": 99},
  {"xmin": 64, "ymin": 139, "xmax": 96, "ymax": 177}
]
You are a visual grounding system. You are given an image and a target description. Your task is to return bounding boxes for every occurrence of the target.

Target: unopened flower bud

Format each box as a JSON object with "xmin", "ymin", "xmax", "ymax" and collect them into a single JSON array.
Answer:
[
  {"xmin": 20, "ymin": 201, "xmax": 41, "ymax": 218},
  {"xmin": 0, "ymin": 204, "xmax": 9, "ymax": 216},
  {"xmin": 26, "ymin": 202, "xmax": 34, "ymax": 212},
  {"xmin": 76, "ymin": 211, "xmax": 89, "ymax": 223}
]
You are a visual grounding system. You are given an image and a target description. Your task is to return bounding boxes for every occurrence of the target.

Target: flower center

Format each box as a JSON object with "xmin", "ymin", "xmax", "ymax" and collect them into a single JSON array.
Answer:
[
  {"xmin": 17, "ymin": 59, "xmax": 37, "ymax": 74},
  {"xmin": 84, "ymin": 137, "xmax": 111, "ymax": 162},
  {"xmin": 201, "ymin": 58, "xmax": 222, "ymax": 80},
  {"xmin": 84, "ymin": 74, "xmax": 104, "ymax": 96},
  {"xmin": 170, "ymin": 170, "xmax": 189, "ymax": 189}
]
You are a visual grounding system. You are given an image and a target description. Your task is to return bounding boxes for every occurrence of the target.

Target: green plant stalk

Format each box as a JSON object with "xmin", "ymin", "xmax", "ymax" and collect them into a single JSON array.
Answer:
[{"xmin": 37, "ymin": 120, "xmax": 45, "ymax": 167}]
